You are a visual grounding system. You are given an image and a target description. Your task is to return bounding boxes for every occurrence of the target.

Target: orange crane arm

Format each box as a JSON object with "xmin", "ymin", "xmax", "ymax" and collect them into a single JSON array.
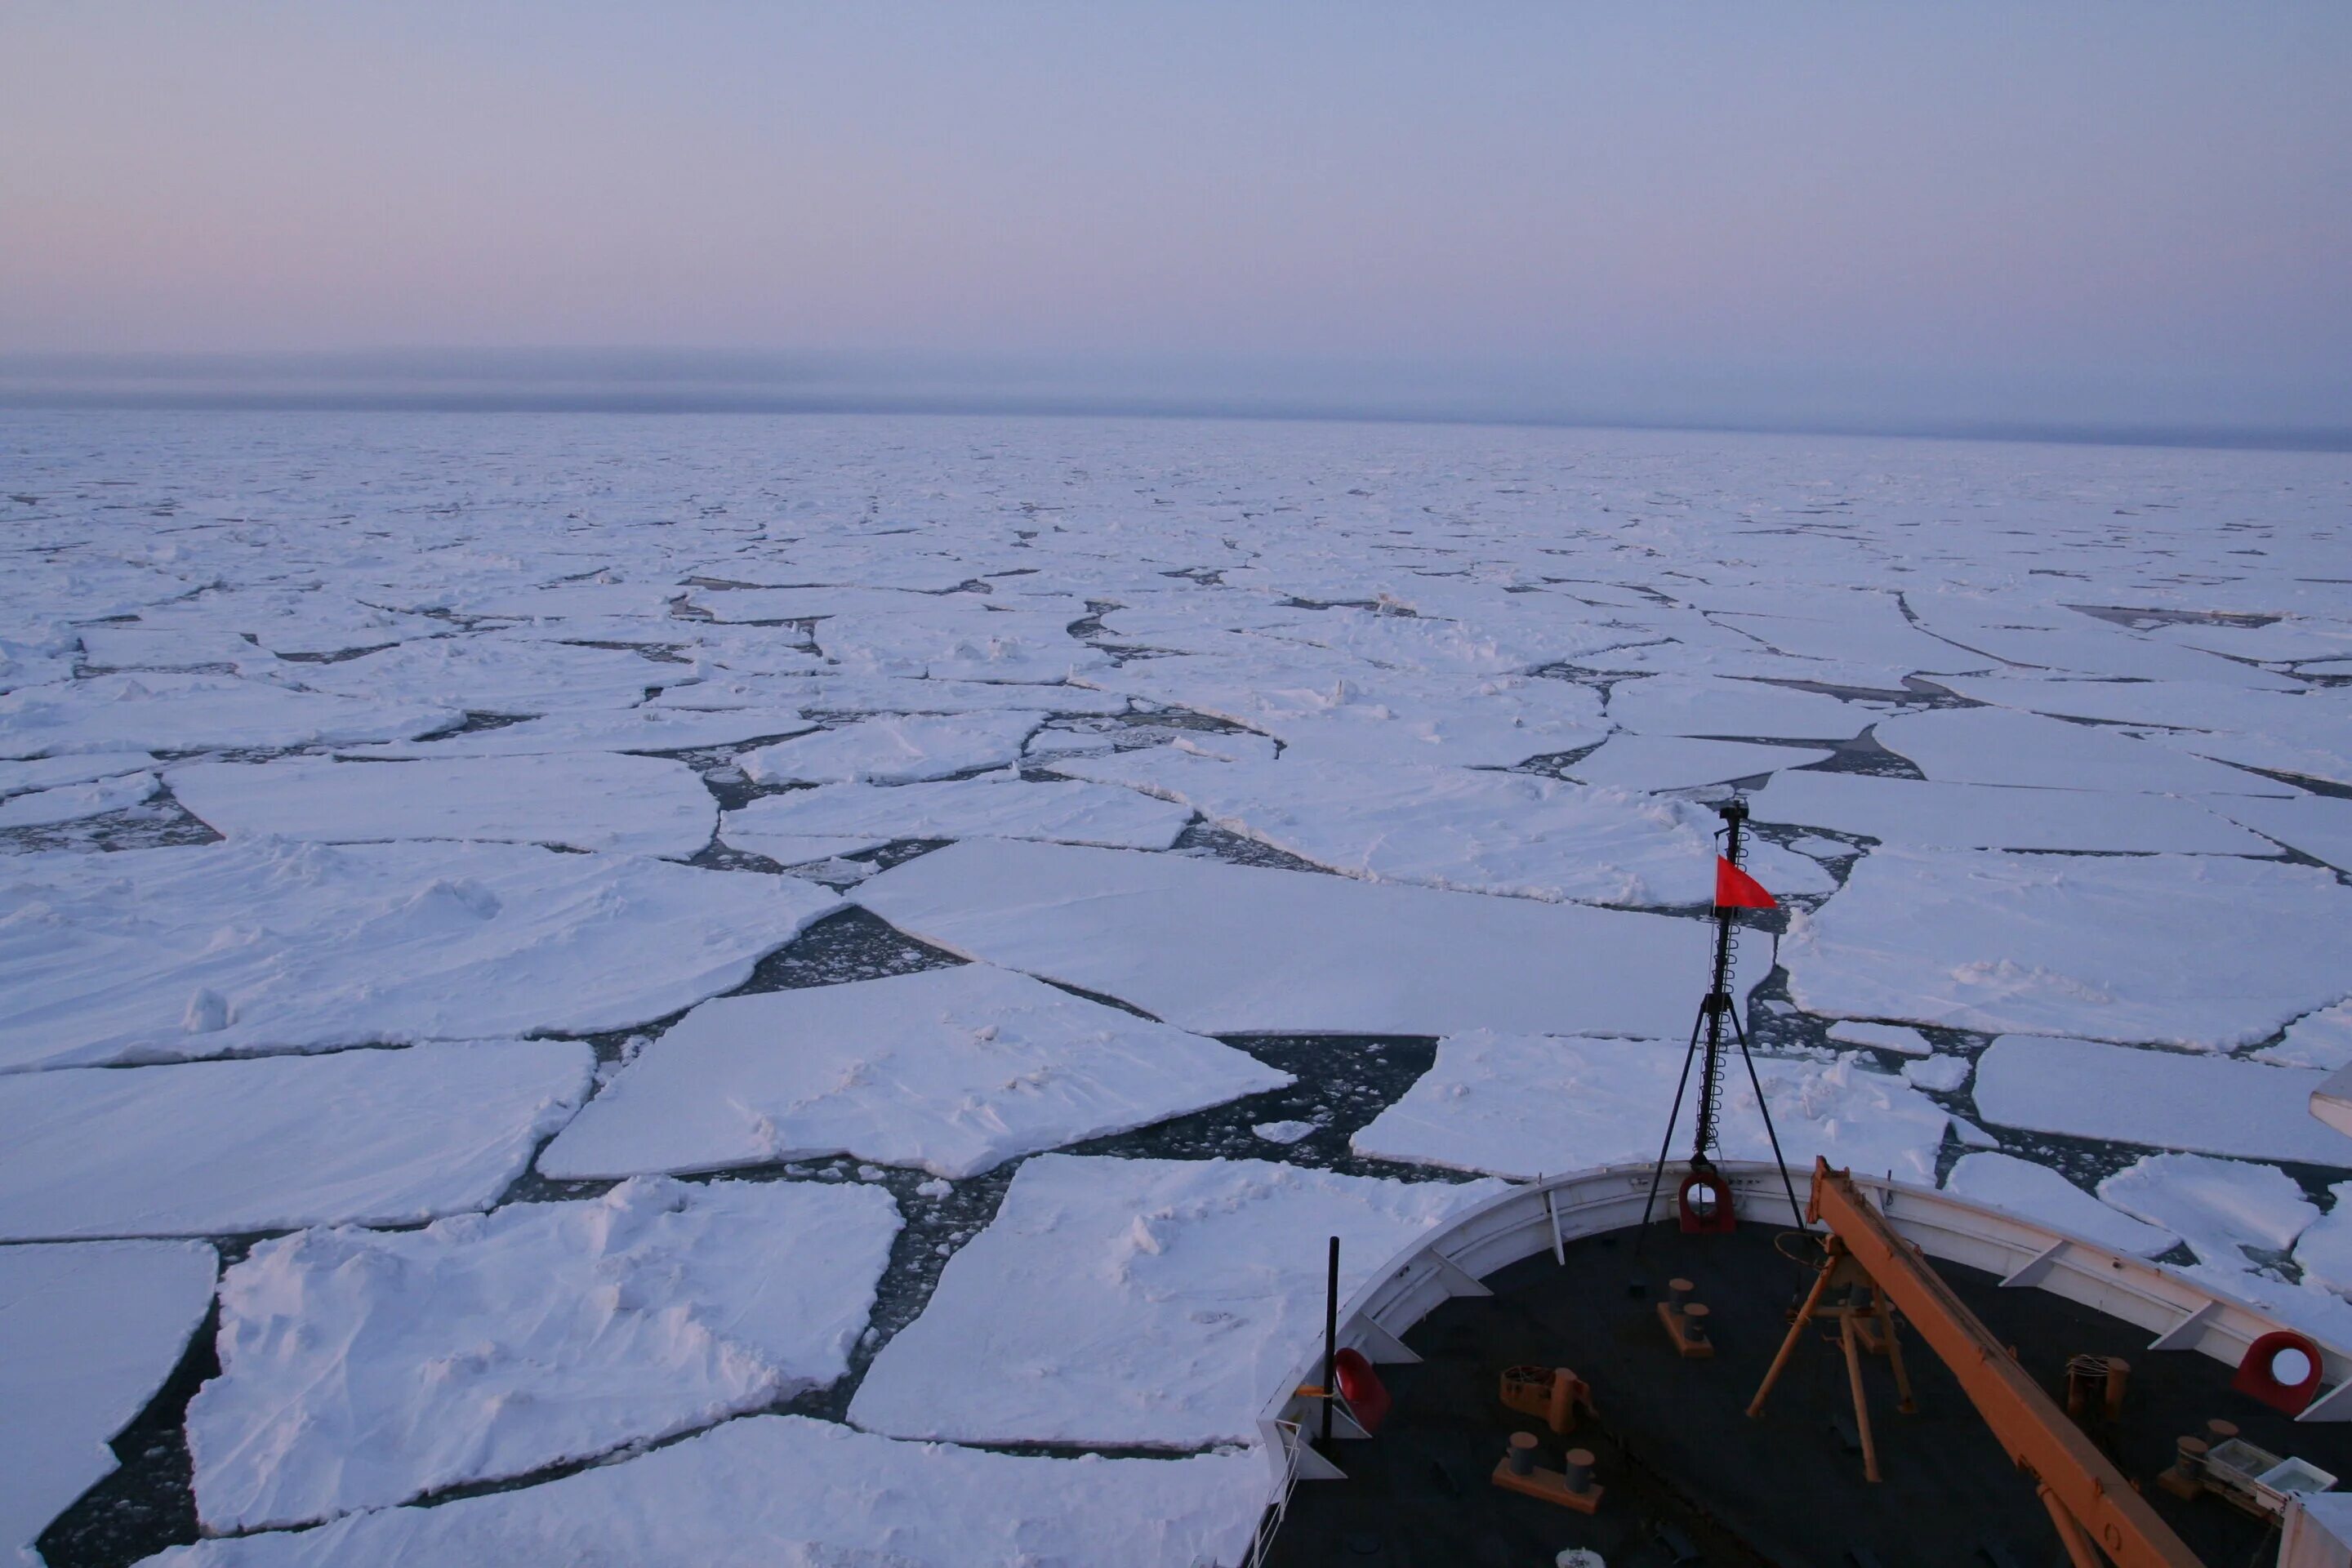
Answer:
[{"xmin": 1807, "ymin": 1160, "xmax": 2203, "ymax": 1568}]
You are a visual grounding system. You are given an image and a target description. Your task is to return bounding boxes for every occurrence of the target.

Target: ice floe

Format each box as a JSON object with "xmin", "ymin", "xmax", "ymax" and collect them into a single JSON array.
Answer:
[
  {"xmin": 2294, "ymin": 1185, "xmax": 2352, "ymax": 1299},
  {"xmin": 849, "ymin": 1153, "xmax": 1502, "ymax": 1446},
  {"xmin": 1971, "ymin": 1036, "xmax": 2352, "ymax": 1165},
  {"xmin": 1350, "ymin": 1031, "xmax": 1949, "ymax": 1184},
  {"xmin": 739, "ymin": 711, "xmax": 1044, "ymax": 784},
  {"xmin": 0, "ymin": 674, "xmax": 459, "ymax": 758},
  {"xmin": 1825, "ymin": 1020, "xmax": 1934, "ymax": 1057},
  {"xmin": 168, "ymin": 755, "xmax": 718, "ymax": 858},
  {"xmin": 1941, "ymin": 1152, "xmax": 2179, "ymax": 1257},
  {"xmin": 539, "ymin": 965, "xmax": 1291, "ymax": 1181},
  {"xmin": 2096, "ymin": 1154, "xmax": 2352, "ymax": 1340},
  {"xmin": 854, "ymin": 837, "xmax": 1759, "ymax": 1038},
  {"xmin": 143, "ymin": 1414, "xmax": 1262, "ymax": 1568},
  {"xmin": 0, "ymin": 769, "xmax": 158, "ymax": 828},
  {"xmin": 188, "ymin": 1178, "xmax": 900, "ymax": 1530},
  {"xmin": 340, "ymin": 706, "xmax": 815, "ymax": 760},
  {"xmin": 1, "ymin": 1240, "xmax": 217, "ymax": 1566},
  {"xmin": 722, "ymin": 776, "xmax": 1192, "ymax": 862},
  {"xmin": 1562, "ymin": 733, "xmax": 1837, "ymax": 792},
  {"xmin": 1869, "ymin": 706, "xmax": 2284, "ymax": 795},
  {"xmin": 1748, "ymin": 769, "xmax": 2270, "ymax": 853},
  {"xmin": 2256, "ymin": 1001, "xmax": 2352, "ymax": 1071},
  {"xmin": 0, "ymin": 839, "xmax": 838, "ymax": 1070},
  {"xmin": 2212, "ymin": 791, "xmax": 2352, "ymax": 872},
  {"xmin": 1601, "ymin": 674, "xmax": 1869, "ymax": 740},
  {"xmin": 0, "ymin": 1040, "xmax": 592, "ymax": 1240},
  {"xmin": 1784, "ymin": 848, "xmax": 2352, "ymax": 1050},
  {"xmin": 1047, "ymin": 746, "xmax": 1831, "ymax": 906}
]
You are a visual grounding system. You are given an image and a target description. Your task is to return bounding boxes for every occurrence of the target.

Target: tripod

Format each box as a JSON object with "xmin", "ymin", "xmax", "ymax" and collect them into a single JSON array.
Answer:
[{"xmin": 1637, "ymin": 797, "xmax": 1805, "ymax": 1248}]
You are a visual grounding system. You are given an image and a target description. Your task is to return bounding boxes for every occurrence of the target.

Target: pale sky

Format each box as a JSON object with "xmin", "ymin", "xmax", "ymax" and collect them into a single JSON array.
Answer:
[{"xmin": 3, "ymin": 3, "xmax": 2347, "ymax": 434}]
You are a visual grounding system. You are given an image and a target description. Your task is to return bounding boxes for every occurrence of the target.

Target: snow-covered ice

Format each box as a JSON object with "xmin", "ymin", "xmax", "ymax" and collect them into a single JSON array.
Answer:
[
  {"xmin": 539, "ymin": 965, "xmax": 1293, "ymax": 1181},
  {"xmin": 2102, "ymin": 1154, "xmax": 2352, "ymax": 1341},
  {"xmin": 167, "ymin": 755, "xmax": 718, "ymax": 858},
  {"xmin": 0, "ymin": 1040, "xmax": 593, "ymax": 1240},
  {"xmin": 722, "ymin": 776, "xmax": 1192, "ymax": 861},
  {"xmin": 849, "ymin": 1153, "xmax": 1502, "ymax": 1446},
  {"xmin": 144, "ymin": 1414, "xmax": 1263, "ymax": 1568},
  {"xmin": 0, "ymin": 839, "xmax": 839, "ymax": 1070},
  {"xmin": 2294, "ymin": 1184, "xmax": 2352, "ymax": 1299},
  {"xmin": 2212, "ymin": 791, "xmax": 2352, "ymax": 873},
  {"xmin": 1942, "ymin": 1152, "xmax": 2179, "ymax": 1258},
  {"xmin": 339, "ymin": 706, "xmax": 815, "ymax": 760},
  {"xmin": 1351, "ymin": 1031, "xmax": 1950, "ymax": 1183},
  {"xmin": 0, "ymin": 769, "xmax": 158, "ymax": 828},
  {"xmin": 1869, "ymin": 706, "xmax": 2285, "ymax": 795},
  {"xmin": 1971, "ymin": 1035, "xmax": 2352, "ymax": 1165},
  {"xmin": 1561, "ymin": 733, "xmax": 1837, "ymax": 792},
  {"xmin": 1602, "ymin": 675, "xmax": 1868, "ymax": 740},
  {"xmin": 2256, "ymin": 1000, "xmax": 2352, "ymax": 1071},
  {"xmin": 739, "ymin": 711, "xmax": 1044, "ymax": 784},
  {"xmin": 1902, "ymin": 1053, "xmax": 1971, "ymax": 1092},
  {"xmin": 1048, "ymin": 745, "xmax": 1831, "ymax": 906},
  {"xmin": 2, "ymin": 1240, "xmax": 217, "ymax": 1566},
  {"xmin": 1784, "ymin": 848, "xmax": 2352, "ymax": 1049},
  {"xmin": 0, "ymin": 674, "xmax": 459, "ymax": 759},
  {"xmin": 1748, "ymin": 769, "xmax": 2270, "ymax": 853},
  {"xmin": 854, "ymin": 837, "xmax": 1758, "ymax": 1039},
  {"xmin": 188, "ymin": 1178, "xmax": 900, "ymax": 1530},
  {"xmin": 1825, "ymin": 1020, "xmax": 1934, "ymax": 1056}
]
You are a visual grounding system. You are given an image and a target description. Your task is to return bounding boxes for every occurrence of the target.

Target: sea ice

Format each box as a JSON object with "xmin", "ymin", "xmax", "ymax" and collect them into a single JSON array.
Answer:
[
  {"xmin": 1971, "ymin": 1036, "xmax": 2352, "ymax": 1165},
  {"xmin": 848, "ymin": 1154, "xmax": 1502, "ymax": 1446},
  {"xmin": 1351, "ymin": 1031, "xmax": 1949, "ymax": 1184},
  {"xmin": 140, "ymin": 1414, "xmax": 1263, "ymax": 1568},
  {"xmin": 2098, "ymin": 1153, "xmax": 2317, "ymax": 1258},
  {"xmin": 0, "ymin": 753, "xmax": 160, "ymax": 795},
  {"xmin": 722, "ymin": 777, "xmax": 1192, "ymax": 860},
  {"xmin": 1902, "ymin": 1054, "xmax": 1971, "ymax": 1092},
  {"xmin": 1602, "ymin": 675, "xmax": 1867, "ymax": 740},
  {"xmin": 2294, "ymin": 1184, "xmax": 2352, "ymax": 1298},
  {"xmin": 1825, "ymin": 1020, "xmax": 1934, "ymax": 1057},
  {"xmin": 1783, "ymin": 849, "xmax": 2352, "ymax": 1050},
  {"xmin": 340, "ymin": 706, "xmax": 814, "ymax": 760},
  {"xmin": 854, "ymin": 837, "xmax": 1761, "ymax": 1039},
  {"xmin": 188, "ymin": 1178, "xmax": 901, "ymax": 1530},
  {"xmin": 1047, "ymin": 746, "xmax": 1831, "ymax": 906},
  {"xmin": 538, "ymin": 964, "xmax": 1290, "ymax": 1180},
  {"xmin": 0, "ymin": 1040, "xmax": 593, "ymax": 1240},
  {"xmin": 2, "ymin": 1240, "xmax": 217, "ymax": 1566},
  {"xmin": 739, "ymin": 712, "xmax": 1044, "ymax": 784},
  {"xmin": 0, "ymin": 769, "xmax": 158, "ymax": 828},
  {"xmin": 0, "ymin": 839, "xmax": 838, "ymax": 1071},
  {"xmin": 1562, "ymin": 734, "xmax": 1836, "ymax": 792},
  {"xmin": 292, "ymin": 635, "xmax": 685, "ymax": 714},
  {"xmin": 2212, "ymin": 792, "xmax": 2352, "ymax": 873},
  {"xmin": 167, "ymin": 755, "xmax": 719, "ymax": 858},
  {"xmin": 2256, "ymin": 1001, "xmax": 2352, "ymax": 1071},
  {"xmin": 1942, "ymin": 1152, "xmax": 2179, "ymax": 1258},
  {"xmin": 1869, "ymin": 707, "xmax": 2283, "ymax": 795},
  {"xmin": 0, "ymin": 674, "xmax": 458, "ymax": 758},
  {"xmin": 1748, "ymin": 769, "xmax": 2270, "ymax": 853}
]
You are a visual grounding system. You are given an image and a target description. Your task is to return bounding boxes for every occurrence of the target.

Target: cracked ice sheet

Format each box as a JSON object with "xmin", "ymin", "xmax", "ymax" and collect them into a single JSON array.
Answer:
[
  {"xmin": 0, "ymin": 840, "xmax": 840, "ymax": 1071},
  {"xmin": 1046, "ymin": 746, "xmax": 1831, "ymax": 906},
  {"xmin": 1941, "ymin": 1152, "xmax": 2179, "ymax": 1258},
  {"xmin": 1783, "ymin": 849, "xmax": 2352, "ymax": 1051},
  {"xmin": 849, "ymin": 1154, "xmax": 1503, "ymax": 1446},
  {"xmin": 722, "ymin": 777, "xmax": 1192, "ymax": 862},
  {"xmin": 1869, "ymin": 706, "xmax": 2287, "ymax": 796},
  {"xmin": 2, "ymin": 1240, "xmax": 218, "ymax": 1566},
  {"xmin": 1562, "ymin": 733, "xmax": 1835, "ymax": 791},
  {"xmin": 739, "ymin": 711, "xmax": 1044, "ymax": 785},
  {"xmin": 0, "ymin": 675, "xmax": 458, "ymax": 759},
  {"xmin": 2097, "ymin": 1154, "xmax": 2352, "ymax": 1342},
  {"xmin": 189, "ymin": 1178, "xmax": 900, "ymax": 1531},
  {"xmin": 854, "ymin": 837, "xmax": 1759, "ymax": 1039},
  {"xmin": 167, "ymin": 755, "xmax": 718, "ymax": 859},
  {"xmin": 1351, "ymin": 1031, "xmax": 1949, "ymax": 1184},
  {"xmin": 338, "ymin": 706, "xmax": 814, "ymax": 760},
  {"xmin": 539, "ymin": 965, "xmax": 1291, "ymax": 1181},
  {"xmin": 2256, "ymin": 1002, "xmax": 2352, "ymax": 1071},
  {"xmin": 0, "ymin": 769, "xmax": 158, "ymax": 828},
  {"xmin": 292, "ymin": 635, "xmax": 688, "ymax": 713},
  {"xmin": 1971, "ymin": 1036, "xmax": 2352, "ymax": 1166},
  {"xmin": 139, "ymin": 1414, "xmax": 1263, "ymax": 1568},
  {"xmin": 1601, "ymin": 675, "xmax": 1871, "ymax": 741},
  {"xmin": 1748, "ymin": 770, "xmax": 2271, "ymax": 853},
  {"xmin": 0, "ymin": 1041, "xmax": 592, "ymax": 1241},
  {"xmin": 655, "ymin": 671, "xmax": 1128, "ymax": 717},
  {"xmin": 2295, "ymin": 1186, "xmax": 2352, "ymax": 1298},
  {"xmin": 817, "ymin": 605, "xmax": 1111, "ymax": 683},
  {"xmin": 2211, "ymin": 793, "xmax": 2352, "ymax": 873}
]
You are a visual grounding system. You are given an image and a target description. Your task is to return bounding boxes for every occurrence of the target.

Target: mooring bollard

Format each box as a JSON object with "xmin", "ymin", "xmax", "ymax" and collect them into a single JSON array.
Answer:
[{"xmin": 1508, "ymin": 1432, "xmax": 1539, "ymax": 1477}]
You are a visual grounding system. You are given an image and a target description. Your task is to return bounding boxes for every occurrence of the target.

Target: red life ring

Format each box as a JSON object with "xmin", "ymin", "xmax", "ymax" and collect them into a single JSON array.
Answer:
[
  {"xmin": 1334, "ymin": 1348, "xmax": 1392, "ymax": 1436},
  {"xmin": 1678, "ymin": 1169, "xmax": 1736, "ymax": 1234},
  {"xmin": 2233, "ymin": 1329, "xmax": 2324, "ymax": 1415}
]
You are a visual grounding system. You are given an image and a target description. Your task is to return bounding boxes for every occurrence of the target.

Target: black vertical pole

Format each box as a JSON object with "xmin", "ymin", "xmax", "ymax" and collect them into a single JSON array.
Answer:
[
  {"xmin": 1320, "ymin": 1235, "xmax": 1339, "ymax": 1448},
  {"xmin": 1689, "ymin": 800, "xmax": 1747, "ymax": 1165}
]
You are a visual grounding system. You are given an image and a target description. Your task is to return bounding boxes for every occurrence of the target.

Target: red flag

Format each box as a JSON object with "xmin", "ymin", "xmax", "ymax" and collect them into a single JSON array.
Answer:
[{"xmin": 1714, "ymin": 857, "xmax": 1776, "ymax": 910}]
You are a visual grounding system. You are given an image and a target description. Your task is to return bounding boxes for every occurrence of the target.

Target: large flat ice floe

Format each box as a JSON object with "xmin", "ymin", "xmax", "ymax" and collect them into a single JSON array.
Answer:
[
  {"xmin": 0, "ymin": 674, "xmax": 460, "ymax": 758},
  {"xmin": 1783, "ymin": 848, "xmax": 2352, "ymax": 1050},
  {"xmin": 2097, "ymin": 1153, "xmax": 2352, "ymax": 1341},
  {"xmin": 539, "ymin": 965, "xmax": 1292, "ymax": 1181},
  {"xmin": 1351, "ymin": 1031, "xmax": 1950, "ymax": 1184},
  {"xmin": 849, "ymin": 1154, "xmax": 1502, "ymax": 1446},
  {"xmin": 739, "ymin": 711, "xmax": 1045, "ymax": 784},
  {"xmin": 1940, "ymin": 1152, "xmax": 2179, "ymax": 1258},
  {"xmin": 1869, "ymin": 706, "xmax": 2286, "ymax": 796},
  {"xmin": 167, "ymin": 755, "xmax": 719, "ymax": 858},
  {"xmin": 2, "ymin": 1240, "xmax": 218, "ymax": 1566},
  {"xmin": 1601, "ymin": 674, "xmax": 1869, "ymax": 741},
  {"xmin": 721, "ymin": 776, "xmax": 1192, "ymax": 862},
  {"xmin": 853, "ymin": 837, "xmax": 1755, "ymax": 1039},
  {"xmin": 340, "ymin": 705, "xmax": 816, "ymax": 760},
  {"xmin": 0, "ymin": 1041, "xmax": 592, "ymax": 1240},
  {"xmin": 189, "ymin": 1178, "xmax": 901, "ymax": 1530},
  {"xmin": 0, "ymin": 768, "xmax": 158, "ymax": 828},
  {"xmin": 2212, "ymin": 792, "xmax": 2352, "ymax": 873},
  {"xmin": 1561, "ymin": 733, "xmax": 1836, "ymax": 792},
  {"xmin": 1971, "ymin": 1035, "xmax": 2352, "ymax": 1166},
  {"xmin": 142, "ymin": 1414, "xmax": 1263, "ymax": 1568},
  {"xmin": 0, "ymin": 839, "xmax": 840, "ymax": 1071},
  {"xmin": 1748, "ymin": 769, "xmax": 2270, "ymax": 853},
  {"xmin": 1047, "ymin": 746, "xmax": 1831, "ymax": 906}
]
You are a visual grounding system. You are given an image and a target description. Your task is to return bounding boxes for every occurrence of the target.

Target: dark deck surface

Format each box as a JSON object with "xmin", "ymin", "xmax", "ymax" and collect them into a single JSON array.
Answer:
[{"xmin": 1266, "ymin": 1221, "xmax": 2352, "ymax": 1568}]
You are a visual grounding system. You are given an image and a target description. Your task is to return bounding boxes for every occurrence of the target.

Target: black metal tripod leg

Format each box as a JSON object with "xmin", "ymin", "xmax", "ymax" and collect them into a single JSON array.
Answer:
[
  {"xmin": 1636, "ymin": 1004, "xmax": 1710, "ymax": 1253},
  {"xmin": 1729, "ymin": 1005, "xmax": 1807, "ymax": 1228}
]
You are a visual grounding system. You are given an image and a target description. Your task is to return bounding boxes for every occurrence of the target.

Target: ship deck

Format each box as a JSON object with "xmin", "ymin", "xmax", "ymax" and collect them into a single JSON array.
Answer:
[{"xmin": 1265, "ymin": 1220, "xmax": 2350, "ymax": 1568}]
